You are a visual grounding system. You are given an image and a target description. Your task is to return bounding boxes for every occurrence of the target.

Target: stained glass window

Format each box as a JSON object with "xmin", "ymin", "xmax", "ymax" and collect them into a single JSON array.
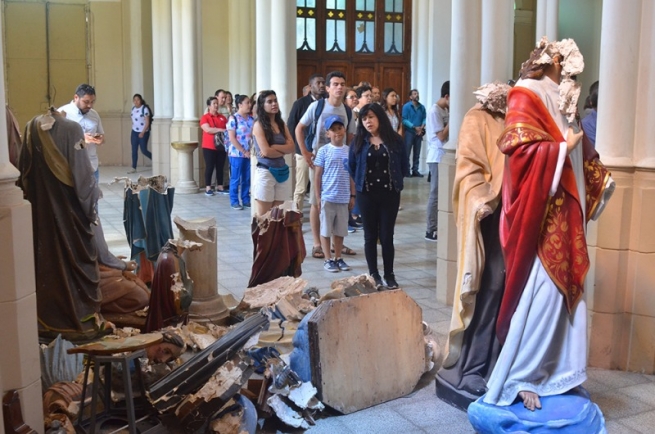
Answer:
[{"xmin": 297, "ymin": 0, "xmax": 318, "ymax": 51}]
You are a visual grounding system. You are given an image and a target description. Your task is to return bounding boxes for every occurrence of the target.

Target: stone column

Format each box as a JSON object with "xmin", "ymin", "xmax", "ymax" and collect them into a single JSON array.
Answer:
[
  {"xmin": 130, "ymin": 0, "xmax": 144, "ymax": 95},
  {"xmin": 151, "ymin": 0, "xmax": 173, "ymax": 178},
  {"xmin": 270, "ymin": 0, "xmax": 297, "ymax": 120},
  {"xmin": 229, "ymin": 0, "xmax": 256, "ymax": 95},
  {"xmin": 255, "ymin": 0, "xmax": 272, "ymax": 92},
  {"xmin": 425, "ymin": 0, "xmax": 451, "ymax": 105},
  {"xmin": 595, "ymin": 0, "xmax": 639, "ymax": 168},
  {"xmin": 0, "ymin": 14, "xmax": 44, "ymax": 431},
  {"xmin": 588, "ymin": 0, "xmax": 655, "ymax": 374},
  {"xmin": 437, "ymin": 0, "xmax": 482, "ymax": 306},
  {"xmin": 480, "ymin": 0, "xmax": 514, "ymax": 84},
  {"xmin": 174, "ymin": 217, "xmax": 229, "ymax": 325},
  {"xmin": 170, "ymin": 0, "xmax": 201, "ymax": 190},
  {"xmin": 535, "ymin": 0, "xmax": 558, "ymax": 41},
  {"xmin": 171, "ymin": 141, "xmax": 199, "ymax": 194}
]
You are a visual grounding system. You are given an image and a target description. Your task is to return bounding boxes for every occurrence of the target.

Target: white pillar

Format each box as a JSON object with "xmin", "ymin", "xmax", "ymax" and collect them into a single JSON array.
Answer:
[
  {"xmin": 255, "ymin": 0, "xmax": 272, "ymax": 92},
  {"xmin": 634, "ymin": 0, "xmax": 655, "ymax": 169},
  {"xmin": 181, "ymin": 0, "xmax": 198, "ymax": 122},
  {"xmin": 414, "ymin": 0, "xmax": 430, "ymax": 98},
  {"xmin": 448, "ymin": 0, "xmax": 481, "ymax": 150},
  {"xmin": 481, "ymin": 0, "xmax": 514, "ymax": 84},
  {"xmin": 425, "ymin": 0, "xmax": 451, "ymax": 105},
  {"xmin": 596, "ymin": 0, "xmax": 640, "ymax": 167},
  {"xmin": 270, "ymin": 0, "xmax": 297, "ymax": 119},
  {"xmin": 129, "ymin": 0, "xmax": 144, "ymax": 94},
  {"xmin": 0, "ymin": 13, "xmax": 44, "ymax": 431},
  {"xmin": 535, "ymin": 0, "xmax": 558, "ymax": 42},
  {"xmin": 171, "ymin": 0, "xmax": 184, "ymax": 122},
  {"xmin": 229, "ymin": 0, "xmax": 256, "ymax": 95},
  {"xmin": 151, "ymin": 0, "xmax": 173, "ymax": 178}
]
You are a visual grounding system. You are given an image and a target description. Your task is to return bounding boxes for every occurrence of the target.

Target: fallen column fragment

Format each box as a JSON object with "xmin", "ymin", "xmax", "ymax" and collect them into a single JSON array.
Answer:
[{"xmin": 147, "ymin": 311, "xmax": 269, "ymax": 412}]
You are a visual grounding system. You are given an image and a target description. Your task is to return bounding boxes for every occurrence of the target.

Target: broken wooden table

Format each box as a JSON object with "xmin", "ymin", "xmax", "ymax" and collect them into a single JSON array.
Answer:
[{"xmin": 67, "ymin": 333, "xmax": 164, "ymax": 434}]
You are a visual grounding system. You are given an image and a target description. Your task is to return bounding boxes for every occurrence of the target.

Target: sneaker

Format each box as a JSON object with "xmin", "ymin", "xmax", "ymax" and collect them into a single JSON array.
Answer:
[
  {"xmin": 348, "ymin": 226, "xmax": 356, "ymax": 233},
  {"xmin": 355, "ymin": 215, "xmax": 363, "ymax": 225},
  {"xmin": 243, "ymin": 203, "xmax": 251, "ymax": 208},
  {"xmin": 231, "ymin": 204, "xmax": 243, "ymax": 210},
  {"xmin": 219, "ymin": 189, "xmax": 230, "ymax": 195},
  {"xmin": 205, "ymin": 189, "xmax": 214, "ymax": 196},
  {"xmin": 335, "ymin": 258, "xmax": 351, "ymax": 271},
  {"xmin": 371, "ymin": 272, "xmax": 384, "ymax": 288},
  {"xmin": 127, "ymin": 168, "xmax": 137, "ymax": 174},
  {"xmin": 384, "ymin": 274, "xmax": 399, "ymax": 289},
  {"xmin": 324, "ymin": 259, "xmax": 339, "ymax": 272},
  {"xmin": 349, "ymin": 216, "xmax": 362, "ymax": 228},
  {"xmin": 412, "ymin": 171, "xmax": 424, "ymax": 178},
  {"xmin": 425, "ymin": 231, "xmax": 438, "ymax": 242}
]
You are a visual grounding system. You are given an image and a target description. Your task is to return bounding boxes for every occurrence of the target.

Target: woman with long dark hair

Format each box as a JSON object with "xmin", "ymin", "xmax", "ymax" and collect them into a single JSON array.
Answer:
[
  {"xmin": 381, "ymin": 87, "xmax": 403, "ymax": 134},
  {"xmin": 227, "ymin": 94, "xmax": 254, "ymax": 209},
  {"xmin": 348, "ymin": 103, "xmax": 409, "ymax": 289},
  {"xmin": 129, "ymin": 93, "xmax": 153, "ymax": 173},
  {"xmin": 199, "ymin": 96, "xmax": 228, "ymax": 195},
  {"xmin": 251, "ymin": 90, "xmax": 295, "ymax": 216}
]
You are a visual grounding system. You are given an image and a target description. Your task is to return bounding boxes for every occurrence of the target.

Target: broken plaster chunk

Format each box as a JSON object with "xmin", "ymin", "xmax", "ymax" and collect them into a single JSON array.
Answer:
[
  {"xmin": 266, "ymin": 395, "xmax": 309, "ymax": 429},
  {"xmin": 288, "ymin": 382, "xmax": 324, "ymax": 411}
]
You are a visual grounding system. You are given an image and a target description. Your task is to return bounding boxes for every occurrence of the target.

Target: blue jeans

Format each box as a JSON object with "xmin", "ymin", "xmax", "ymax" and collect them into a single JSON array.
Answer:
[
  {"xmin": 404, "ymin": 131, "xmax": 423, "ymax": 174},
  {"xmin": 229, "ymin": 156, "xmax": 251, "ymax": 206},
  {"xmin": 130, "ymin": 130, "xmax": 152, "ymax": 169}
]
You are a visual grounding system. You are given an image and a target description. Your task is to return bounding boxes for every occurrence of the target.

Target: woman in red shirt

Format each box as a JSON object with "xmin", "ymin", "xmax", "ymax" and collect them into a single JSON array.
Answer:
[{"xmin": 200, "ymin": 96, "xmax": 228, "ymax": 195}]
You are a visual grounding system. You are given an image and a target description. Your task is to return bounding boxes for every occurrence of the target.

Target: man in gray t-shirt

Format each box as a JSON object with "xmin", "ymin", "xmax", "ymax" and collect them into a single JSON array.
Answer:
[{"xmin": 295, "ymin": 71, "xmax": 356, "ymax": 259}]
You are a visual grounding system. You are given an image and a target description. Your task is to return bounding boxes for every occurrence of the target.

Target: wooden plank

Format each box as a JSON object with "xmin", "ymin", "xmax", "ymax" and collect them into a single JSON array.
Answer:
[{"xmin": 308, "ymin": 290, "xmax": 425, "ymax": 414}]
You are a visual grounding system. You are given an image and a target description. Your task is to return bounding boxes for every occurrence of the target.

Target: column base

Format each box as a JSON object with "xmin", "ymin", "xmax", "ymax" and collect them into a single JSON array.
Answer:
[
  {"xmin": 188, "ymin": 295, "xmax": 230, "ymax": 326},
  {"xmin": 175, "ymin": 180, "xmax": 199, "ymax": 195}
]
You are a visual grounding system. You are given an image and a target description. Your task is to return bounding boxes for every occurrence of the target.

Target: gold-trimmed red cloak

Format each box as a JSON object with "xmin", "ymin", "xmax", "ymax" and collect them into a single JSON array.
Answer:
[{"xmin": 496, "ymin": 87, "xmax": 610, "ymax": 344}]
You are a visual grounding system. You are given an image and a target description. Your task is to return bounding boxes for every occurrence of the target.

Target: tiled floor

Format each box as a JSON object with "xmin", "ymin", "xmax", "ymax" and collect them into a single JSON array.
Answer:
[{"xmin": 98, "ymin": 165, "xmax": 655, "ymax": 433}]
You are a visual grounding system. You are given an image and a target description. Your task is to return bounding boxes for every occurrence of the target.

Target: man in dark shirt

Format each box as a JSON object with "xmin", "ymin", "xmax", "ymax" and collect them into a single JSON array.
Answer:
[{"xmin": 288, "ymin": 73, "xmax": 326, "ymax": 211}]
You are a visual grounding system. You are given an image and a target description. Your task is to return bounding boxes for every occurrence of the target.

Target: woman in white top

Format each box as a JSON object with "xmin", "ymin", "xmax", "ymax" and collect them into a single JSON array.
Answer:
[
  {"xmin": 129, "ymin": 94, "xmax": 152, "ymax": 173},
  {"xmin": 381, "ymin": 88, "xmax": 402, "ymax": 135}
]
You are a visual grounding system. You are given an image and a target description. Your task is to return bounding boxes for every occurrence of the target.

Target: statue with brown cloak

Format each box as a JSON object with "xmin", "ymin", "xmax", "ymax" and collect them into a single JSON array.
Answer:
[{"xmin": 18, "ymin": 110, "xmax": 104, "ymax": 340}]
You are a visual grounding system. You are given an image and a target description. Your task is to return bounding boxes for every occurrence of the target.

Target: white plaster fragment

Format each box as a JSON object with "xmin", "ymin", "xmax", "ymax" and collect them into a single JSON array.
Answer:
[{"xmin": 266, "ymin": 395, "xmax": 309, "ymax": 429}]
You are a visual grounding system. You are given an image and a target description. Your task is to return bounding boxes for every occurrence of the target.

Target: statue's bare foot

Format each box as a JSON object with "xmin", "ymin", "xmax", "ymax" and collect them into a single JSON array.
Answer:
[{"xmin": 518, "ymin": 391, "xmax": 542, "ymax": 411}]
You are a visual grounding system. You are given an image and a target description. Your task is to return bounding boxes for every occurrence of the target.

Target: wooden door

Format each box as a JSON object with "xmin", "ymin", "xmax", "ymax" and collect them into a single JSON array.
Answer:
[{"xmin": 295, "ymin": 0, "xmax": 412, "ymax": 99}]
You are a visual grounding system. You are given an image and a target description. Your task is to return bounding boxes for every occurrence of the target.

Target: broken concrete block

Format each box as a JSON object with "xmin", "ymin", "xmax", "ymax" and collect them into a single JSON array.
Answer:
[
  {"xmin": 308, "ymin": 290, "xmax": 425, "ymax": 414},
  {"xmin": 238, "ymin": 277, "xmax": 308, "ymax": 310},
  {"xmin": 318, "ymin": 274, "xmax": 378, "ymax": 303}
]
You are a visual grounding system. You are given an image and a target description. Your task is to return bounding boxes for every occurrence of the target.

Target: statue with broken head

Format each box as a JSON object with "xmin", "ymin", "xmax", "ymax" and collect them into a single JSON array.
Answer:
[{"xmin": 467, "ymin": 37, "xmax": 614, "ymax": 433}]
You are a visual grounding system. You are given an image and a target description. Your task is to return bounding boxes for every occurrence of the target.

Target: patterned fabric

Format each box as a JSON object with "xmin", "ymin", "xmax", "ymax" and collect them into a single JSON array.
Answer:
[
  {"xmin": 226, "ymin": 113, "xmax": 254, "ymax": 158},
  {"xmin": 131, "ymin": 105, "xmax": 150, "ymax": 133},
  {"xmin": 314, "ymin": 144, "xmax": 351, "ymax": 203}
]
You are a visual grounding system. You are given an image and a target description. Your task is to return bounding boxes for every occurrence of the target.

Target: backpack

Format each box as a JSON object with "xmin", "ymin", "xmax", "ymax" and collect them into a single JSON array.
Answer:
[
  {"xmin": 141, "ymin": 104, "xmax": 154, "ymax": 126},
  {"xmin": 304, "ymin": 99, "xmax": 352, "ymax": 152}
]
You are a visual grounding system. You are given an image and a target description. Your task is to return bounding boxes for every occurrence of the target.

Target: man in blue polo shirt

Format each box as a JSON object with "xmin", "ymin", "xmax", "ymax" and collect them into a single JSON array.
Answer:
[{"xmin": 402, "ymin": 89, "xmax": 427, "ymax": 177}]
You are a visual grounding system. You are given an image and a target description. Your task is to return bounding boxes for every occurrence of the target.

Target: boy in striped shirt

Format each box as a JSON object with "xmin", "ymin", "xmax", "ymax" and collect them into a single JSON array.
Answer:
[{"xmin": 314, "ymin": 116, "xmax": 356, "ymax": 272}]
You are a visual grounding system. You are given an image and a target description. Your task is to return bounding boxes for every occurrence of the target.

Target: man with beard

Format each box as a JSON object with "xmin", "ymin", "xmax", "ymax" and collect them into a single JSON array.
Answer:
[{"xmin": 59, "ymin": 84, "xmax": 105, "ymax": 182}]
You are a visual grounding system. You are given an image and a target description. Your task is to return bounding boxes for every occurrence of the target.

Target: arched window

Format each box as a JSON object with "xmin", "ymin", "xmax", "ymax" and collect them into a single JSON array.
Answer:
[{"xmin": 296, "ymin": 0, "xmax": 412, "ymax": 99}]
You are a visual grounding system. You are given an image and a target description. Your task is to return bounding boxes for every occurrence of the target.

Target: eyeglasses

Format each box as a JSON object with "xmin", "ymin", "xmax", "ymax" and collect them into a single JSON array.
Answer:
[{"xmin": 346, "ymin": 96, "xmax": 358, "ymax": 100}]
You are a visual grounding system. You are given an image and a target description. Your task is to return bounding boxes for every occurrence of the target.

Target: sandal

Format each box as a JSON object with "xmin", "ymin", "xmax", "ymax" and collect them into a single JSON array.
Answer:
[
  {"xmin": 311, "ymin": 246, "xmax": 325, "ymax": 259},
  {"xmin": 331, "ymin": 245, "xmax": 357, "ymax": 256}
]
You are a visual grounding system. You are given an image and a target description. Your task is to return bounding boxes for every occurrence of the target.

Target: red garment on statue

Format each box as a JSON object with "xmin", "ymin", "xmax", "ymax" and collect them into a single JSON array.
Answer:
[{"xmin": 495, "ymin": 87, "xmax": 610, "ymax": 344}]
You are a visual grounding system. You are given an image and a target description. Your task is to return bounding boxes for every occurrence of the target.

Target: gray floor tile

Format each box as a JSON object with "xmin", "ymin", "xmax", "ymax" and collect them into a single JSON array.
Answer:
[
  {"xmin": 616, "ymin": 410, "xmax": 655, "ymax": 433},
  {"xmin": 591, "ymin": 390, "xmax": 654, "ymax": 420},
  {"xmin": 605, "ymin": 420, "xmax": 647, "ymax": 433},
  {"xmin": 616, "ymin": 382, "xmax": 655, "ymax": 407}
]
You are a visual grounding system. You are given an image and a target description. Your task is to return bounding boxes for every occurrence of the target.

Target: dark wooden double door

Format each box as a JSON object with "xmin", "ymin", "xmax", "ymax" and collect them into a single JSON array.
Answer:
[{"xmin": 295, "ymin": 0, "xmax": 412, "ymax": 100}]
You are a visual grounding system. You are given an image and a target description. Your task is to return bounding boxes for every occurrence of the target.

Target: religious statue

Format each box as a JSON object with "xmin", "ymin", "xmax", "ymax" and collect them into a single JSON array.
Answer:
[
  {"xmin": 437, "ymin": 83, "xmax": 510, "ymax": 410},
  {"xmin": 468, "ymin": 37, "xmax": 614, "ymax": 433}
]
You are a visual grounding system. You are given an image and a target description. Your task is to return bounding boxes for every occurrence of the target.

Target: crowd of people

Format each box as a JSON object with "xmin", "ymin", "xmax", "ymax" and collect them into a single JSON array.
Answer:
[{"xmin": 195, "ymin": 71, "xmax": 449, "ymax": 289}]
